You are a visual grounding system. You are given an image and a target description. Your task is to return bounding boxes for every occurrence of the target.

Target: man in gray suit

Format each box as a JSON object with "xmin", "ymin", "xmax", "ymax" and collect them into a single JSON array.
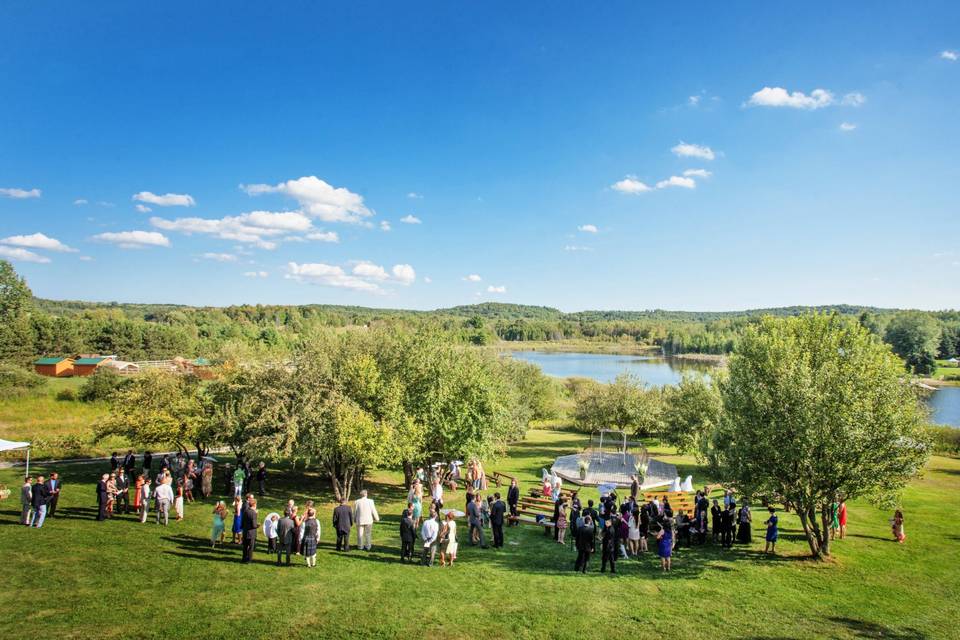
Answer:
[
  {"xmin": 275, "ymin": 510, "xmax": 296, "ymax": 566},
  {"xmin": 467, "ymin": 494, "xmax": 487, "ymax": 548}
]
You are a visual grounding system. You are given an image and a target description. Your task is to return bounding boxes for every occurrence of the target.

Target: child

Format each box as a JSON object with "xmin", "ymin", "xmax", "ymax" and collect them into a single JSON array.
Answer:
[
  {"xmin": 139, "ymin": 478, "xmax": 151, "ymax": 523},
  {"xmin": 891, "ymin": 510, "xmax": 905, "ymax": 544},
  {"xmin": 174, "ymin": 477, "xmax": 185, "ymax": 520},
  {"xmin": 266, "ymin": 513, "xmax": 280, "ymax": 552},
  {"xmin": 302, "ymin": 509, "xmax": 319, "ymax": 567},
  {"xmin": 764, "ymin": 507, "xmax": 778, "ymax": 554}
]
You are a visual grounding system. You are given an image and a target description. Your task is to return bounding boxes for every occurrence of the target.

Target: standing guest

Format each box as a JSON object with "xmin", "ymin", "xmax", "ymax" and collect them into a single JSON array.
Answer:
[
  {"xmin": 240, "ymin": 495, "xmax": 258, "ymax": 563},
  {"xmin": 721, "ymin": 502, "xmax": 735, "ymax": 549},
  {"xmin": 46, "ymin": 473, "xmax": 61, "ymax": 517},
  {"xmin": 630, "ymin": 474, "xmax": 640, "ymax": 502},
  {"xmin": 105, "ymin": 472, "xmax": 118, "ymax": 518},
  {"xmin": 421, "ymin": 510, "xmax": 440, "ymax": 566},
  {"xmin": 184, "ymin": 470, "xmax": 194, "ymax": 503},
  {"xmin": 122, "ymin": 450, "xmax": 135, "ymax": 478},
  {"xmin": 890, "ymin": 509, "xmax": 905, "ymax": 544},
  {"xmin": 464, "ymin": 485, "xmax": 474, "ymax": 516},
  {"xmin": 232, "ymin": 465, "xmax": 245, "ymax": 499},
  {"xmin": 110, "ymin": 452, "xmax": 119, "ymax": 472},
  {"xmin": 764, "ymin": 507, "xmax": 779, "ymax": 554},
  {"xmin": 677, "ymin": 511, "xmax": 692, "ymax": 547},
  {"xmin": 408, "ymin": 480, "xmax": 424, "ymax": 529},
  {"xmin": 507, "ymin": 478, "xmax": 520, "ymax": 525},
  {"xmin": 582, "ymin": 500, "xmax": 599, "ymax": 548},
  {"xmin": 174, "ymin": 477, "xmax": 185, "ymax": 521},
  {"xmin": 201, "ymin": 463, "xmax": 213, "ymax": 498},
  {"xmin": 256, "ymin": 462, "xmax": 267, "ymax": 496},
  {"xmin": 711, "ymin": 499, "xmax": 722, "ymax": 543},
  {"xmin": 467, "ymin": 494, "xmax": 487, "ymax": 548},
  {"xmin": 723, "ymin": 490, "xmax": 734, "ymax": 509},
  {"xmin": 600, "ymin": 517, "xmax": 619, "ymax": 574},
  {"xmin": 139, "ymin": 478, "xmax": 151, "ymax": 523},
  {"xmin": 542, "ymin": 476, "xmax": 552, "ymax": 499},
  {"xmin": 31, "ymin": 474, "xmax": 51, "ymax": 528},
  {"xmin": 142, "ymin": 450, "xmax": 153, "ymax": 475},
  {"xmin": 133, "ymin": 474, "xmax": 144, "ymax": 516},
  {"xmin": 656, "ymin": 519, "xmax": 674, "ymax": 572},
  {"xmin": 838, "ymin": 499, "xmax": 848, "ymax": 540},
  {"xmin": 557, "ymin": 499, "xmax": 570, "ymax": 545},
  {"xmin": 400, "ymin": 503, "xmax": 416, "ymax": 562},
  {"xmin": 574, "ymin": 515, "xmax": 596, "ymax": 573},
  {"xmin": 490, "ymin": 492, "xmax": 507, "ymax": 548},
  {"xmin": 737, "ymin": 502, "xmax": 752, "ymax": 544},
  {"xmin": 552, "ymin": 494, "xmax": 562, "ymax": 541},
  {"xmin": 265, "ymin": 514, "xmax": 279, "ymax": 552},
  {"xmin": 275, "ymin": 510, "xmax": 296, "ymax": 566},
  {"xmin": 481, "ymin": 495, "xmax": 492, "ymax": 529},
  {"xmin": 431, "ymin": 477, "xmax": 444, "ymax": 512},
  {"xmin": 231, "ymin": 496, "xmax": 243, "ymax": 544},
  {"xmin": 290, "ymin": 505, "xmax": 302, "ymax": 556},
  {"xmin": 333, "ymin": 497, "xmax": 354, "ymax": 552},
  {"xmin": 154, "ymin": 477, "xmax": 174, "ymax": 526},
  {"xmin": 830, "ymin": 500, "xmax": 840, "ymax": 540},
  {"xmin": 211, "ymin": 501, "xmax": 227, "ymax": 547},
  {"xmin": 353, "ymin": 490, "xmax": 380, "ymax": 551},
  {"xmin": 569, "ymin": 494, "xmax": 582, "ymax": 541},
  {"xmin": 626, "ymin": 507, "xmax": 640, "ymax": 555},
  {"xmin": 639, "ymin": 503, "xmax": 650, "ymax": 553},
  {"xmin": 20, "ymin": 476, "xmax": 33, "ymax": 526},
  {"xmin": 439, "ymin": 511, "xmax": 459, "ymax": 567},
  {"xmin": 302, "ymin": 508, "xmax": 320, "ymax": 567},
  {"xmin": 115, "ymin": 468, "xmax": 130, "ymax": 514}
]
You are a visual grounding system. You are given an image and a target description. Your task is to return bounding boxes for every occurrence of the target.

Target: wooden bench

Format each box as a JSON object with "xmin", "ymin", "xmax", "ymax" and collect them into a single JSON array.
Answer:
[
  {"xmin": 488, "ymin": 471, "xmax": 515, "ymax": 487},
  {"xmin": 511, "ymin": 514, "xmax": 556, "ymax": 535}
]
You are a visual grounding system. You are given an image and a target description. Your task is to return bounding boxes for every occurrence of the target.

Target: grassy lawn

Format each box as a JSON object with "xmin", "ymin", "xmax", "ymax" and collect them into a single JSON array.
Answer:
[
  {"xmin": 0, "ymin": 428, "xmax": 957, "ymax": 639},
  {"xmin": 0, "ymin": 377, "xmax": 120, "ymax": 459},
  {"xmin": 931, "ymin": 360, "xmax": 960, "ymax": 386}
]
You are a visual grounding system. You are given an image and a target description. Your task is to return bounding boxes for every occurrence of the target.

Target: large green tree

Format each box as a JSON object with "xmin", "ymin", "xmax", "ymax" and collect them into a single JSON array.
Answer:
[
  {"xmin": 0, "ymin": 260, "xmax": 35, "ymax": 364},
  {"xmin": 573, "ymin": 374, "xmax": 664, "ymax": 436},
  {"xmin": 708, "ymin": 314, "xmax": 930, "ymax": 558},
  {"xmin": 660, "ymin": 375, "xmax": 723, "ymax": 455},
  {"xmin": 884, "ymin": 312, "xmax": 941, "ymax": 374}
]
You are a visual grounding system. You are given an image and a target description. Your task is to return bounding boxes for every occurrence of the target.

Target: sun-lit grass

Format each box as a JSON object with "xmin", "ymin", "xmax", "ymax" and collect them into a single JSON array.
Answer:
[{"xmin": 0, "ymin": 428, "xmax": 956, "ymax": 639}]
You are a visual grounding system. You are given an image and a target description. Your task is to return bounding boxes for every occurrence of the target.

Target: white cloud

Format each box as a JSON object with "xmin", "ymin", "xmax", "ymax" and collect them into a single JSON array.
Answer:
[
  {"xmin": 656, "ymin": 175, "xmax": 696, "ymax": 189},
  {"xmin": 305, "ymin": 231, "xmax": 339, "ymax": 243},
  {"xmin": 135, "ymin": 204, "xmax": 152, "ymax": 213},
  {"xmin": 745, "ymin": 87, "xmax": 865, "ymax": 110},
  {"xmin": 400, "ymin": 214, "xmax": 422, "ymax": 224},
  {"xmin": 611, "ymin": 176, "xmax": 651, "ymax": 194},
  {"xmin": 150, "ymin": 211, "xmax": 314, "ymax": 250},
  {"xmin": 0, "ymin": 246, "xmax": 50, "ymax": 263},
  {"xmin": 841, "ymin": 92, "xmax": 866, "ymax": 107},
  {"xmin": 564, "ymin": 245, "xmax": 594, "ymax": 252},
  {"xmin": 380, "ymin": 220, "xmax": 391, "ymax": 232},
  {"xmin": 1, "ymin": 232, "xmax": 76, "ymax": 252},
  {"xmin": 79, "ymin": 256, "xmax": 94, "ymax": 262},
  {"xmin": 688, "ymin": 95, "xmax": 701, "ymax": 106},
  {"xmin": 93, "ymin": 230, "xmax": 171, "ymax": 249},
  {"xmin": 682, "ymin": 169, "xmax": 712, "ymax": 178},
  {"xmin": 201, "ymin": 252, "xmax": 237, "ymax": 262},
  {"xmin": 407, "ymin": 192, "xmax": 423, "ymax": 199},
  {"xmin": 73, "ymin": 199, "xmax": 88, "ymax": 205},
  {"xmin": 423, "ymin": 276, "xmax": 432, "ymax": 284},
  {"xmin": 0, "ymin": 187, "xmax": 41, "ymax": 199},
  {"xmin": 133, "ymin": 191, "xmax": 195, "ymax": 207},
  {"xmin": 352, "ymin": 261, "xmax": 390, "ymax": 281},
  {"xmin": 839, "ymin": 122, "xmax": 857, "ymax": 132},
  {"xmin": 392, "ymin": 264, "xmax": 416, "ymax": 285},
  {"xmin": 578, "ymin": 224, "xmax": 598, "ymax": 234},
  {"xmin": 243, "ymin": 271, "xmax": 269, "ymax": 278},
  {"xmin": 242, "ymin": 176, "xmax": 372, "ymax": 224},
  {"xmin": 671, "ymin": 142, "xmax": 716, "ymax": 160},
  {"xmin": 942, "ymin": 50, "xmax": 958, "ymax": 61},
  {"xmin": 486, "ymin": 285, "xmax": 507, "ymax": 293},
  {"xmin": 464, "ymin": 274, "xmax": 482, "ymax": 282}
]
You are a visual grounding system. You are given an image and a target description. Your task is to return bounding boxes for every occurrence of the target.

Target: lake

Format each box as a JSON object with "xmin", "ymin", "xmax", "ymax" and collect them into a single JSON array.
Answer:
[{"xmin": 509, "ymin": 350, "xmax": 960, "ymax": 427}]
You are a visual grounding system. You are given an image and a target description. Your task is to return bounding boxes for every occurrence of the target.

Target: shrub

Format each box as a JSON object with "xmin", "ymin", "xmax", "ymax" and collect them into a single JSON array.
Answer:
[
  {"xmin": 78, "ymin": 369, "xmax": 128, "ymax": 402},
  {"xmin": 0, "ymin": 363, "xmax": 47, "ymax": 395},
  {"xmin": 55, "ymin": 388, "xmax": 77, "ymax": 401},
  {"xmin": 927, "ymin": 425, "xmax": 960, "ymax": 457}
]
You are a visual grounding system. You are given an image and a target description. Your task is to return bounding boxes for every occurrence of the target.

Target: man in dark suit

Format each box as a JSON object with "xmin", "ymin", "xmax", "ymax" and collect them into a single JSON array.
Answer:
[
  {"xmin": 96, "ymin": 473, "xmax": 109, "ymax": 521},
  {"xmin": 275, "ymin": 511, "xmax": 295, "ymax": 566},
  {"xmin": 240, "ymin": 495, "xmax": 258, "ymax": 563},
  {"xmin": 600, "ymin": 516, "xmax": 619, "ymax": 573},
  {"xmin": 30, "ymin": 474, "xmax": 51, "ymax": 528},
  {"xmin": 142, "ymin": 451, "xmax": 153, "ymax": 475},
  {"xmin": 110, "ymin": 452, "xmax": 119, "ymax": 472},
  {"xmin": 552, "ymin": 498, "xmax": 562, "ymax": 541},
  {"xmin": 574, "ymin": 515, "xmax": 596, "ymax": 573},
  {"xmin": 506, "ymin": 479, "xmax": 520, "ymax": 526},
  {"xmin": 115, "ymin": 468, "xmax": 130, "ymax": 514},
  {"xmin": 399, "ymin": 503, "xmax": 416, "ymax": 562},
  {"xmin": 122, "ymin": 450, "xmax": 136, "ymax": 478},
  {"xmin": 46, "ymin": 472, "xmax": 61, "ymax": 517},
  {"xmin": 332, "ymin": 497, "xmax": 353, "ymax": 552},
  {"xmin": 490, "ymin": 492, "xmax": 507, "ymax": 548}
]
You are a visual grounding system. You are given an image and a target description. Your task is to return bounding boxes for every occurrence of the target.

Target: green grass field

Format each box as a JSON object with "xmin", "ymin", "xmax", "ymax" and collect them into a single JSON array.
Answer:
[{"xmin": 1, "ymin": 428, "xmax": 957, "ymax": 640}]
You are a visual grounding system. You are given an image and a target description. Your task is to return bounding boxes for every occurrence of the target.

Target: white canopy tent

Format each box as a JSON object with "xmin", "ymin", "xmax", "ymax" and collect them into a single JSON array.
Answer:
[{"xmin": 0, "ymin": 439, "xmax": 31, "ymax": 476}]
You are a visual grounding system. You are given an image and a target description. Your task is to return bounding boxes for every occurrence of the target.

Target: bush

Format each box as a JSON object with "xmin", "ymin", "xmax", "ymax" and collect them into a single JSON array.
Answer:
[
  {"xmin": 927, "ymin": 425, "xmax": 960, "ymax": 457},
  {"xmin": 55, "ymin": 388, "xmax": 77, "ymax": 401},
  {"xmin": 78, "ymin": 369, "xmax": 128, "ymax": 402},
  {"xmin": 0, "ymin": 363, "xmax": 47, "ymax": 395}
]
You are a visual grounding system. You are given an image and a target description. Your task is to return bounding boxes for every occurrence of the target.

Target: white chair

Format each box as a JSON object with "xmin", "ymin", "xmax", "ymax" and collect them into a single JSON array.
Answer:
[
  {"xmin": 669, "ymin": 477, "xmax": 682, "ymax": 492},
  {"xmin": 681, "ymin": 475, "xmax": 694, "ymax": 492}
]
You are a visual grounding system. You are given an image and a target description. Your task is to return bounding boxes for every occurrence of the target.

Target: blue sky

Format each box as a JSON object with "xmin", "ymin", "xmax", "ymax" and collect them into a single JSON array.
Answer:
[{"xmin": 1, "ymin": 2, "xmax": 958, "ymax": 311}]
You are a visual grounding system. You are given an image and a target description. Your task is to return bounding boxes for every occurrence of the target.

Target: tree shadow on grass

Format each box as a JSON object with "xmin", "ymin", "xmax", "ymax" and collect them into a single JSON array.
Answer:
[{"xmin": 826, "ymin": 616, "xmax": 927, "ymax": 640}]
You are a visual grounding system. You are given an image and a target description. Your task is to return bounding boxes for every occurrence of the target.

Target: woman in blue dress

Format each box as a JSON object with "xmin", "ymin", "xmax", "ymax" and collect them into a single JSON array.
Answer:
[
  {"xmin": 764, "ymin": 507, "xmax": 778, "ymax": 554},
  {"xmin": 655, "ymin": 518, "xmax": 674, "ymax": 572},
  {"xmin": 231, "ymin": 496, "xmax": 243, "ymax": 544}
]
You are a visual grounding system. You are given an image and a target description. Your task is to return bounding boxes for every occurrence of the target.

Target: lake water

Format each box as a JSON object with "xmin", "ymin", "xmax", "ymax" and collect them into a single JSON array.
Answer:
[{"xmin": 509, "ymin": 350, "xmax": 960, "ymax": 427}]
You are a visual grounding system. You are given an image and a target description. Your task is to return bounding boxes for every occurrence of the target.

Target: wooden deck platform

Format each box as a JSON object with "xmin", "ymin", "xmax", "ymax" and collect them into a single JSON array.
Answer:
[{"xmin": 550, "ymin": 452, "xmax": 677, "ymax": 490}]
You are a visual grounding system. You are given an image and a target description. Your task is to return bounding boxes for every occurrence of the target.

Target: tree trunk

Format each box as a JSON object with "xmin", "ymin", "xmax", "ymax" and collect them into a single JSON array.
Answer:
[
  {"xmin": 402, "ymin": 460, "xmax": 414, "ymax": 488},
  {"xmin": 796, "ymin": 504, "xmax": 822, "ymax": 557},
  {"xmin": 819, "ymin": 505, "xmax": 833, "ymax": 558}
]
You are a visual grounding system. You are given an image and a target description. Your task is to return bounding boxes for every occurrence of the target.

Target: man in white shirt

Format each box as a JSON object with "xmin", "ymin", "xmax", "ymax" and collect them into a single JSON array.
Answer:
[
  {"xmin": 154, "ymin": 480, "xmax": 174, "ymax": 526},
  {"xmin": 420, "ymin": 510, "xmax": 439, "ymax": 566},
  {"xmin": 353, "ymin": 489, "xmax": 380, "ymax": 551}
]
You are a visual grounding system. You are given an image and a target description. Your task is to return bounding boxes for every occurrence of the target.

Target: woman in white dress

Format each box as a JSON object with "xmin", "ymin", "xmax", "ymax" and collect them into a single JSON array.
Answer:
[
  {"xmin": 627, "ymin": 509, "xmax": 641, "ymax": 556},
  {"xmin": 439, "ymin": 511, "xmax": 458, "ymax": 567}
]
